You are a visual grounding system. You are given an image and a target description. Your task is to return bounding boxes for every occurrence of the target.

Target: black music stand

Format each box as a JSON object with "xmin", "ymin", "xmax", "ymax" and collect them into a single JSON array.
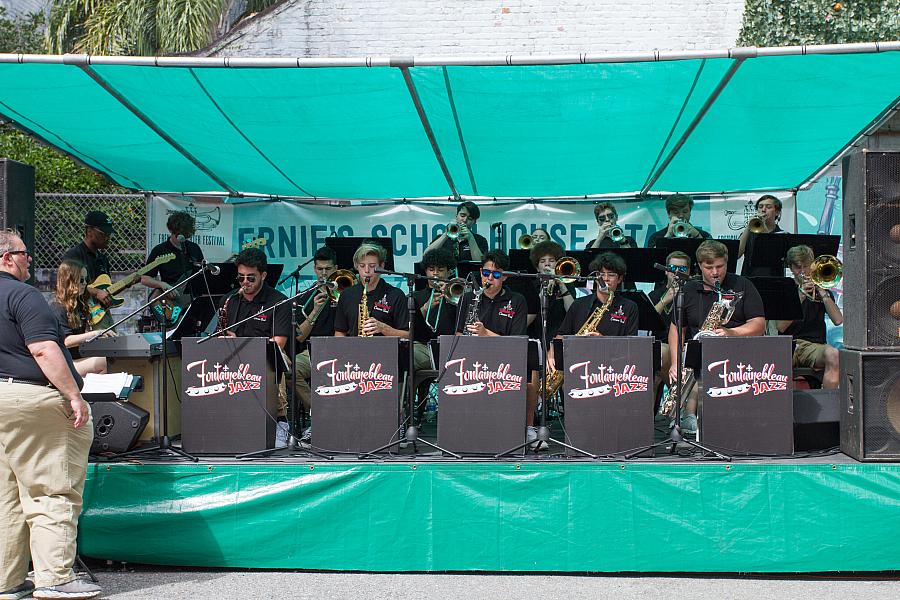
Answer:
[
  {"xmin": 657, "ymin": 238, "xmax": 740, "ymax": 274},
  {"xmin": 748, "ymin": 277, "xmax": 804, "ymax": 321},
  {"xmin": 743, "ymin": 234, "xmax": 840, "ymax": 276},
  {"xmin": 325, "ymin": 237, "xmax": 395, "ymax": 271}
]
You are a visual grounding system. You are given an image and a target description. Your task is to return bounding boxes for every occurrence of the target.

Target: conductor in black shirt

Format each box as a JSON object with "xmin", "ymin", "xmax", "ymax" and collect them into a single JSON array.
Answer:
[
  {"xmin": 425, "ymin": 201, "xmax": 489, "ymax": 262},
  {"xmin": 776, "ymin": 245, "xmax": 842, "ymax": 389}
]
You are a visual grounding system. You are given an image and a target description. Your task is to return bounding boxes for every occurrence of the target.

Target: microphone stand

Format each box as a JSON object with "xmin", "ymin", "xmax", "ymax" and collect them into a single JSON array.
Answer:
[
  {"xmin": 494, "ymin": 271, "xmax": 597, "ymax": 459},
  {"xmin": 360, "ymin": 267, "xmax": 460, "ymax": 459},
  {"xmin": 625, "ymin": 266, "xmax": 730, "ymax": 460},
  {"xmin": 278, "ymin": 257, "xmax": 315, "ymax": 287}
]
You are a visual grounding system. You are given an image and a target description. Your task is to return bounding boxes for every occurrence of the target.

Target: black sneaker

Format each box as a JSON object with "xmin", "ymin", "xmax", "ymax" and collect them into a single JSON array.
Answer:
[
  {"xmin": 0, "ymin": 580, "xmax": 35, "ymax": 600},
  {"xmin": 32, "ymin": 579, "xmax": 101, "ymax": 599}
]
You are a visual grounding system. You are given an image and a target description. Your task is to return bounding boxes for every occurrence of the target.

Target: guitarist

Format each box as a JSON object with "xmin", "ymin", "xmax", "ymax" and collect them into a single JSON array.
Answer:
[
  {"xmin": 146, "ymin": 211, "xmax": 205, "ymax": 287},
  {"xmin": 64, "ymin": 210, "xmax": 170, "ymax": 310}
]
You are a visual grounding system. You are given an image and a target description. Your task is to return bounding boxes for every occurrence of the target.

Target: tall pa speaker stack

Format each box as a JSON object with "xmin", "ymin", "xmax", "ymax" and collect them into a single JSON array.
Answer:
[
  {"xmin": 841, "ymin": 150, "xmax": 900, "ymax": 461},
  {"xmin": 0, "ymin": 159, "xmax": 35, "ymax": 262}
]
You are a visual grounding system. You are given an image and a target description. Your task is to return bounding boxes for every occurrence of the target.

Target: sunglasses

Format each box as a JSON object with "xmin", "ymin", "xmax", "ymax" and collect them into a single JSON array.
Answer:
[
  {"xmin": 236, "ymin": 274, "xmax": 258, "ymax": 282},
  {"xmin": 481, "ymin": 269, "xmax": 503, "ymax": 279},
  {"xmin": 596, "ymin": 214, "xmax": 615, "ymax": 223},
  {"xmin": 6, "ymin": 250, "xmax": 30, "ymax": 258},
  {"xmin": 667, "ymin": 264, "xmax": 689, "ymax": 273}
]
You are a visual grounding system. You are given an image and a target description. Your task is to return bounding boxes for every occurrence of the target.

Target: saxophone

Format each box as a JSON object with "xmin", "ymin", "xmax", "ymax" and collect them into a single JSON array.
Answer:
[
  {"xmin": 544, "ymin": 288, "xmax": 615, "ymax": 399},
  {"xmin": 358, "ymin": 277, "xmax": 372, "ymax": 337},
  {"xmin": 462, "ymin": 287, "xmax": 484, "ymax": 335}
]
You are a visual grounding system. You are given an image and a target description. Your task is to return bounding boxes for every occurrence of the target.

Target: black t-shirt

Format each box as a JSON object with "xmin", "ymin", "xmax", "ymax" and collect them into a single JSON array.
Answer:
[
  {"xmin": 646, "ymin": 226, "xmax": 711, "ymax": 248},
  {"xmin": 0, "ymin": 273, "xmax": 82, "ymax": 388},
  {"xmin": 298, "ymin": 296, "xmax": 336, "ymax": 353},
  {"xmin": 412, "ymin": 288, "xmax": 458, "ymax": 343},
  {"xmin": 648, "ymin": 284, "xmax": 674, "ymax": 340},
  {"xmin": 218, "ymin": 284, "xmax": 292, "ymax": 339},
  {"xmin": 147, "ymin": 239, "xmax": 204, "ymax": 286},
  {"xmin": 334, "ymin": 278, "xmax": 409, "ymax": 336},
  {"xmin": 741, "ymin": 225, "xmax": 785, "ymax": 277},
  {"xmin": 583, "ymin": 235, "xmax": 637, "ymax": 250},
  {"xmin": 523, "ymin": 280, "xmax": 569, "ymax": 341},
  {"xmin": 63, "ymin": 242, "xmax": 110, "ymax": 283},
  {"xmin": 49, "ymin": 300, "xmax": 87, "ymax": 359},
  {"xmin": 557, "ymin": 293, "xmax": 640, "ymax": 337},
  {"xmin": 455, "ymin": 286, "xmax": 528, "ymax": 336},
  {"xmin": 784, "ymin": 290, "xmax": 832, "ymax": 345},
  {"xmin": 678, "ymin": 273, "xmax": 765, "ymax": 340},
  {"xmin": 456, "ymin": 232, "xmax": 489, "ymax": 262}
]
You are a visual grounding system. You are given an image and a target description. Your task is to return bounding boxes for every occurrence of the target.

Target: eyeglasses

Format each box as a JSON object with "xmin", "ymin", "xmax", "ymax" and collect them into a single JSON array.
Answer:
[
  {"xmin": 5, "ymin": 250, "xmax": 30, "ymax": 258},
  {"xmin": 236, "ymin": 274, "xmax": 258, "ymax": 282},
  {"xmin": 667, "ymin": 264, "xmax": 689, "ymax": 273},
  {"xmin": 481, "ymin": 269, "xmax": 503, "ymax": 279},
  {"xmin": 596, "ymin": 214, "xmax": 615, "ymax": 223}
]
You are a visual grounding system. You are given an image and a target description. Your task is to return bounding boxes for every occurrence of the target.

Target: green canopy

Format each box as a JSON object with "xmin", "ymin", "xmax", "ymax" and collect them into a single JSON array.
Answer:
[{"xmin": 0, "ymin": 44, "xmax": 898, "ymax": 199}]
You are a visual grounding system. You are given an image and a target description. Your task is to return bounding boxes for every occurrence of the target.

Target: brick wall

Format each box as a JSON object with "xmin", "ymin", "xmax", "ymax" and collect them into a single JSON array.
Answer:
[{"xmin": 206, "ymin": 0, "xmax": 746, "ymax": 57}]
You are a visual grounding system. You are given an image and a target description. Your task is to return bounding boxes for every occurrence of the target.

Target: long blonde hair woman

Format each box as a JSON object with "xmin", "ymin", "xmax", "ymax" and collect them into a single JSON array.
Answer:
[{"xmin": 51, "ymin": 259, "xmax": 108, "ymax": 376}]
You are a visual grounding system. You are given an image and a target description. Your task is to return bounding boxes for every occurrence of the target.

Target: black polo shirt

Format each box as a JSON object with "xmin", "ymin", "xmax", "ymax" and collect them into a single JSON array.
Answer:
[
  {"xmin": 557, "ymin": 293, "xmax": 639, "ymax": 337},
  {"xmin": 455, "ymin": 286, "xmax": 527, "ymax": 336},
  {"xmin": 298, "ymin": 296, "xmax": 336, "ymax": 353},
  {"xmin": 412, "ymin": 288, "xmax": 458, "ymax": 343},
  {"xmin": 218, "ymin": 284, "xmax": 292, "ymax": 339},
  {"xmin": 678, "ymin": 273, "xmax": 765, "ymax": 340},
  {"xmin": 334, "ymin": 278, "xmax": 408, "ymax": 336},
  {"xmin": 523, "ymin": 281, "xmax": 569, "ymax": 341},
  {"xmin": 0, "ymin": 273, "xmax": 82, "ymax": 388},
  {"xmin": 455, "ymin": 232, "xmax": 489, "ymax": 262},
  {"xmin": 583, "ymin": 235, "xmax": 637, "ymax": 250},
  {"xmin": 63, "ymin": 242, "xmax": 110, "ymax": 283},
  {"xmin": 784, "ymin": 290, "xmax": 832, "ymax": 345},
  {"xmin": 646, "ymin": 226, "xmax": 711, "ymax": 248},
  {"xmin": 648, "ymin": 284, "xmax": 674, "ymax": 340},
  {"xmin": 741, "ymin": 225, "xmax": 785, "ymax": 277},
  {"xmin": 147, "ymin": 239, "xmax": 204, "ymax": 286}
]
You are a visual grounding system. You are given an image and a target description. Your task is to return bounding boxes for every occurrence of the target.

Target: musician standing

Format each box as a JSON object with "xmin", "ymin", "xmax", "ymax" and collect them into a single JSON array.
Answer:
[
  {"xmin": 217, "ymin": 248, "xmax": 293, "ymax": 445},
  {"xmin": 146, "ymin": 211, "xmax": 204, "ymax": 286},
  {"xmin": 646, "ymin": 195, "xmax": 711, "ymax": 247},
  {"xmin": 0, "ymin": 230, "xmax": 102, "ymax": 600},
  {"xmin": 776, "ymin": 245, "xmax": 842, "ymax": 389},
  {"xmin": 334, "ymin": 242, "xmax": 408, "ymax": 338},
  {"xmin": 425, "ymin": 201, "xmax": 489, "ymax": 262},
  {"xmin": 738, "ymin": 194, "xmax": 784, "ymax": 276},
  {"xmin": 294, "ymin": 246, "xmax": 339, "ymax": 442},
  {"xmin": 584, "ymin": 202, "xmax": 636, "ymax": 249},
  {"xmin": 668, "ymin": 240, "xmax": 765, "ymax": 432}
]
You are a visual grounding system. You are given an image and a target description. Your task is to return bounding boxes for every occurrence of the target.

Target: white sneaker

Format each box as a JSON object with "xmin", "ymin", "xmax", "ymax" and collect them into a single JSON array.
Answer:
[
  {"xmin": 275, "ymin": 421, "xmax": 290, "ymax": 448},
  {"xmin": 526, "ymin": 426, "xmax": 538, "ymax": 450}
]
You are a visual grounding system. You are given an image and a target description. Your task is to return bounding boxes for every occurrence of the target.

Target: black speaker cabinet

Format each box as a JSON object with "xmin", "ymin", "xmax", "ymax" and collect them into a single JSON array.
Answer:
[
  {"xmin": 89, "ymin": 400, "xmax": 149, "ymax": 454},
  {"xmin": 842, "ymin": 150, "xmax": 900, "ymax": 349},
  {"xmin": 0, "ymin": 158, "xmax": 36, "ymax": 262},
  {"xmin": 840, "ymin": 349, "xmax": 900, "ymax": 461}
]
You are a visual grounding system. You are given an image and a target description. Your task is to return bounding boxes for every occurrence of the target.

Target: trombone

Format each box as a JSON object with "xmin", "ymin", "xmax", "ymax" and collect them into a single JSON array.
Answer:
[
  {"xmin": 554, "ymin": 256, "xmax": 581, "ymax": 284},
  {"xmin": 424, "ymin": 276, "xmax": 467, "ymax": 331},
  {"xmin": 795, "ymin": 255, "xmax": 842, "ymax": 301},
  {"xmin": 518, "ymin": 233, "xmax": 534, "ymax": 249}
]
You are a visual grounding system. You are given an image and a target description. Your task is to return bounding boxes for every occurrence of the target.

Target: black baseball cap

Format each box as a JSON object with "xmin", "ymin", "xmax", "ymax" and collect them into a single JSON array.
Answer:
[{"xmin": 85, "ymin": 211, "xmax": 115, "ymax": 235}]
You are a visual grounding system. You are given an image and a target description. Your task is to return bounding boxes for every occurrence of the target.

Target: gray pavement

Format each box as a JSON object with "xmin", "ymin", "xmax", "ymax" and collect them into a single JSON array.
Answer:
[{"xmin": 82, "ymin": 566, "xmax": 900, "ymax": 600}]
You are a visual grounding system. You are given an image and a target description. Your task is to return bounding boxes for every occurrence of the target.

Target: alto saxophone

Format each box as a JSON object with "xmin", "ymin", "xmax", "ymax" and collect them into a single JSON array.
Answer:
[
  {"xmin": 544, "ymin": 288, "xmax": 615, "ymax": 399},
  {"xmin": 358, "ymin": 277, "xmax": 372, "ymax": 337}
]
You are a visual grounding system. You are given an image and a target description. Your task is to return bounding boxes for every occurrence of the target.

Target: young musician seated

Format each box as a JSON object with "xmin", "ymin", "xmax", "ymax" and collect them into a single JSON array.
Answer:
[
  {"xmin": 667, "ymin": 240, "xmax": 766, "ymax": 433},
  {"xmin": 648, "ymin": 251, "xmax": 692, "ymax": 406},
  {"xmin": 412, "ymin": 248, "xmax": 459, "ymax": 368},
  {"xmin": 776, "ymin": 245, "xmax": 843, "ymax": 389},
  {"xmin": 524, "ymin": 241, "xmax": 575, "ymax": 447},
  {"xmin": 217, "ymin": 248, "xmax": 293, "ymax": 446},
  {"xmin": 738, "ymin": 194, "xmax": 785, "ymax": 276},
  {"xmin": 530, "ymin": 228, "xmax": 551, "ymax": 245},
  {"xmin": 646, "ymin": 194, "xmax": 711, "ymax": 247},
  {"xmin": 294, "ymin": 246, "xmax": 339, "ymax": 442},
  {"xmin": 584, "ymin": 202, "xmax": 636, "ymax": 249},
  {"xmin": 455, "ymin": 250, "xmax": 527, "ymax": 337},
  {"xmin": 424, "ymin": 201, "xmax": 489, "ymax": 262},
  {"xmin": 49, "ymin": 259, "xmax": 110, "ymax": 377},
  {"xmin": 334, "ymin": 242, "xmax": 409, "ymax": 338}
]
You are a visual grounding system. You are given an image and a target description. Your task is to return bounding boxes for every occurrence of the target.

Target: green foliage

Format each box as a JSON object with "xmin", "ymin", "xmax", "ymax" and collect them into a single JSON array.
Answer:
[
  {"xmin": 0, "ymin": 6, "xmax": 46, "ymax": 53},
  {"xmin": 738, "ymin": 1, "xmax": 900, "ymax": 47}
]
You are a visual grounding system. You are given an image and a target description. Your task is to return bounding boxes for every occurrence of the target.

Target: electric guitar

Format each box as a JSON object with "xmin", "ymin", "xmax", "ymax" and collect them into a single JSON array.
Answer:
[
  {"xmin": 86, "ymin": 253, "xmax": 176, "ymax": 326},
  {"xmin": 227, "ymin": 236, "xmax": 267, "ymax": 262}
]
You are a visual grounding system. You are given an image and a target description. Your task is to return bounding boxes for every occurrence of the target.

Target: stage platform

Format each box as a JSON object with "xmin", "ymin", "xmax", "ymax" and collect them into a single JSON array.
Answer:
[{"xmin": 79, "ymin": 450, "xmax": 900, "ymax": 573}]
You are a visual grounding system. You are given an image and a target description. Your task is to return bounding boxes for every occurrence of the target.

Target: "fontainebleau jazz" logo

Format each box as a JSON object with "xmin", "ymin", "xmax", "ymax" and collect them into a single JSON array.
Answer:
[
  {"xmin": 314, "ymin": 359, "xmax": 395, "ymax": 396},
  {"xmin": 442, "ymin": 358, "xmax": 522, "ymax": 395},
  {"xmin": 184, "ymin": 359, "xmax": 263, "ymax": 397},
  {"xmin": 705, "ymin": 359, "xmax": 790, "ymax": 397},
  {"xmin": 567, "ymin": 361, "xmax": 650, "ymax": 399}
]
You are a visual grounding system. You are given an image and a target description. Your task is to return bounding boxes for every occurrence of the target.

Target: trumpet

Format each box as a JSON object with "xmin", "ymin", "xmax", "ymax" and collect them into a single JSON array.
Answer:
[
  {"xmin": 518, "ymin": 233, "xmax": 534, "ymax": 249},
  {"xmin": 672, "ymin": 220, "xmax": 691, "ymax": 238},
  {"xmin": 746, "ymin": 215, "xmax": 769, "ymax": 234},
  {"xmin": 609, "ymin": 225, "xmax": 625, "ymax": 243},
  {"xmin": 554, "ymin": 256, "xmax": 581, "ymax": 284},
  {"xmin": 446, "ymin": 222, "xmax": 461, "ymax": 240}
]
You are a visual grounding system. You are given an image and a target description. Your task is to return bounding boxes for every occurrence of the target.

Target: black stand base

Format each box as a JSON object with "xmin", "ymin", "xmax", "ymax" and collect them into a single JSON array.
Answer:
[
  {"xmin": 494, "ymin": 424, "xmax": 598, "ymax": 459},
  {"xmin": 75, "ymin": 555, "xmax": 98, "ymax": 583},
  {"xmin": 624, "ymin": 423, "xmax": 731, "ymax": 461},
  {"xmin": 111, "ymin": 435, "xmax": 199, "ymax": 462},
  {"xmin": 235, "ymin": 434, "xmax": 333, "ymax": 461},
  {"xmin": 359, "ymin": 423, "xmax": 462, "ymax": 459}
]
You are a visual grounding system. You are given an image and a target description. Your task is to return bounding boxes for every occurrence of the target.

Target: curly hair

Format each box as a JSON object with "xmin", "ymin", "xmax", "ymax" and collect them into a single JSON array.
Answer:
[
  {"xmin": 166, "ymin": 211, "xmax": 196, "ymax": 238},
  {"xmin": 54, "ymin": 259, "xmax": 89, "ymax": 330}
]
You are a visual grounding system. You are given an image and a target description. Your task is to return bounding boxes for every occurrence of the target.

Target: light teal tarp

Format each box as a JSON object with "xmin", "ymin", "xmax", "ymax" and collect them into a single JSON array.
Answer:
[{"xmin": 0, "ymin": 49, "xmax": 898, "ymax": 199}]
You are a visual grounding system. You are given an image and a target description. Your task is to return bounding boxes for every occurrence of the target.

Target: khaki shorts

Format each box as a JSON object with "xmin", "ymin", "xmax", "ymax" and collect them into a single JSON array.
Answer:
[{"xmin": 793, "ymin": 339, "xmax": 828, "ymax": 369}]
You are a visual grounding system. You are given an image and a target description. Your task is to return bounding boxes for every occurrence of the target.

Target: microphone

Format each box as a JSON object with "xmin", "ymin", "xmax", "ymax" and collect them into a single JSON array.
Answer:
[
  {"xmin": 192, "ymin": 260, "xmax": 220, "ymax": 276},
  {"xmin": 208, "ymin": 265, "xmax": 221, "ymax": 276}
]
